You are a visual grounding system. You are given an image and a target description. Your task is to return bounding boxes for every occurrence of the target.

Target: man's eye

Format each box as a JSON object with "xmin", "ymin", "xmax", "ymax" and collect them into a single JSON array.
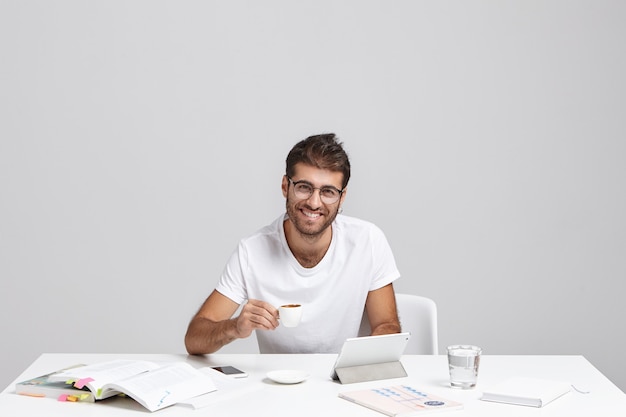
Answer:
[{"xmin": 296, "ymin": 184, "xmax": 313, "ymax": 193}]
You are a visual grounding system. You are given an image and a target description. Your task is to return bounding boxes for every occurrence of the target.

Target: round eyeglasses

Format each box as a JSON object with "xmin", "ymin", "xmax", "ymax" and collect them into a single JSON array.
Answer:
[{"xmin": 287, "ymin": 177, "xmax": 344, "ymax": 204}]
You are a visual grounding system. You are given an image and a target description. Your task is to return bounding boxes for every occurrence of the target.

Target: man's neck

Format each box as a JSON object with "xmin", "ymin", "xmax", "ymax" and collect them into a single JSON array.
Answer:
[{"xmin": 284, "ymin": 220, "xmax": 332, "ymax": 268}]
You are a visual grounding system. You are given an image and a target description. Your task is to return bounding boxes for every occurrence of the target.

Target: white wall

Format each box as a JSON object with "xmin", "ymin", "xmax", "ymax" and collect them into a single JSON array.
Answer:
[{"xmin": 1, "ymin": 0, "xmax": 624, "ymax": 392}]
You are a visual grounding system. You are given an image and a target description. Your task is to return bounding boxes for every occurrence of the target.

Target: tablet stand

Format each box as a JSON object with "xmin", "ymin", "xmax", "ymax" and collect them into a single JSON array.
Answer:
[{"xmin": 335, "ymin": 361, "xmax": 407, "ymax": 384}]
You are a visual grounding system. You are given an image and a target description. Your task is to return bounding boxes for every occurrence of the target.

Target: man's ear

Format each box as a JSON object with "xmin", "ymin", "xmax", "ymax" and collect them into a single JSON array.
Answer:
[
  {"xmin": 339, "ymin": 187, "xmax": 347, "ymax": 204},
  {"xmin": 281, "ymin": 175, "xmax": 289, "ymax": 198}
]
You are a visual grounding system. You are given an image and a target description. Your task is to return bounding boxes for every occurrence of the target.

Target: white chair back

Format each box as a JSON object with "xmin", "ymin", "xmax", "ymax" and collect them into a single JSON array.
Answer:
[
  {"xmin": 357, "ymin": 293, "xmax": 438, "ymax": 355},
  {"xmin": 395, "ymin": 293, "xmax": 438, "ymax": 354}
]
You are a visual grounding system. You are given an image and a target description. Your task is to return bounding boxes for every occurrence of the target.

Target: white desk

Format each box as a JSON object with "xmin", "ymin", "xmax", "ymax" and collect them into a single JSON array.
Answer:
[{"xmin": 2, "ymin": 353, "xmax": 625, "ymax": 416}]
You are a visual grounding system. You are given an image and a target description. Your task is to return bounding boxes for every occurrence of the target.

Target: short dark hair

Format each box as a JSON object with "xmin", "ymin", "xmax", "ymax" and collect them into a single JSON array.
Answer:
[{"xmin": 286, "ymin": 133, "xmax": 351, "ymax": 189}]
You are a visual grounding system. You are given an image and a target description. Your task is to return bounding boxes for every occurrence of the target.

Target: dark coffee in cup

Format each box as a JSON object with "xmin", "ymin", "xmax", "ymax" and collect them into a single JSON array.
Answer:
[{"xmin": 279, "ymin": 304, "xmax": 303, "ymax": 327}]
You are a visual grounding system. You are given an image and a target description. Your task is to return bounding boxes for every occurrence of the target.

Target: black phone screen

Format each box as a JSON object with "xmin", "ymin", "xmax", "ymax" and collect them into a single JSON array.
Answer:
[{"xmin": 212, "ymin": 366, "xmax": 245, "ymax": 375}]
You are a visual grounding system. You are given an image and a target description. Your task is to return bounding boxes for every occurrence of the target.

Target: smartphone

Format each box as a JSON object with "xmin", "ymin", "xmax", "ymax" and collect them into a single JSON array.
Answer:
[{"xmin": 211, "ymin": 365, "xmax": 248, "ymax": 378}]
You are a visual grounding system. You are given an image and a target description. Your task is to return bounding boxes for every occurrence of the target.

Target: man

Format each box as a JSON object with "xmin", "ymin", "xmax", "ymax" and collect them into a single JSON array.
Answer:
[{"xmin": 185, "ymin": 134, "xmax": 401, "ymax": 354}]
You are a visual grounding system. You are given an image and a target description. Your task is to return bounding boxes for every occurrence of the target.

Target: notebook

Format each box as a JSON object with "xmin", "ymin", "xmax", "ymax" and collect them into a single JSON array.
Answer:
[
  {"xmin": 330, "ymin": 333, "xmax": 411, "ymax": 381},
  {"xmin": 339, "ymin": 385, "xmax": 463, "ymax": 416},
  {"xmin": 481, "ymin": 377, "xmax": 571, "ymax": 407}
]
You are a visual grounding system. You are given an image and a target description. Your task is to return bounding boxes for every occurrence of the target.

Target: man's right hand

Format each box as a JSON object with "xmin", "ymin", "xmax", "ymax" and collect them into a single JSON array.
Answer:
[
  {"xmin": 185, "ymin": 292, "xmax": 281, "ymax": 355},
  {"xmin": 235, "ymin": 299, "xmax": 280, "ymax": 337}
]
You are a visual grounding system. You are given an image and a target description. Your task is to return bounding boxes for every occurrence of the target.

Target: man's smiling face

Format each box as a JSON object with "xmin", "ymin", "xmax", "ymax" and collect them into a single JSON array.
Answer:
[{"xmin": 282, "ymin": 163, "xmax": 346, "ymax": 238}]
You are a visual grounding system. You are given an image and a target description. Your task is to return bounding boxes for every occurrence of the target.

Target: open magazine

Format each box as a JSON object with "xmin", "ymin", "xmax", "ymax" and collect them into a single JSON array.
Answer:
[{"xmin": 47, "ymin": 359, "xmax": 217, "ymax": 412}]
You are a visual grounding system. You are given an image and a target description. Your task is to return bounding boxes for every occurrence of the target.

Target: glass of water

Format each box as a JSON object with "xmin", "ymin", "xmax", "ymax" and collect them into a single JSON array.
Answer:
[{"xmin": 447, "ymin": 345, "xmax": 482, "ymax": 389}]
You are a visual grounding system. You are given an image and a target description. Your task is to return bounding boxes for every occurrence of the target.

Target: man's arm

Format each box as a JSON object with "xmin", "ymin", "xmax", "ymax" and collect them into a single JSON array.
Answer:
[
  {"xmin": 184, "ymin": 290, "xmax": 280, "ymax": 355},
  {"xmin": 365, "ymin": 283, "xmax": 402, "ymax": 336}
]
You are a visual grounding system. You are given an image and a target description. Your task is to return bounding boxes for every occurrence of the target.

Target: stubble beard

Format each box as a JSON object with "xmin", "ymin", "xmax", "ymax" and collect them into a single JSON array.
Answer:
[{"xmin": 285, "ymin": 197, "xmax": 340, "ymax": 239}]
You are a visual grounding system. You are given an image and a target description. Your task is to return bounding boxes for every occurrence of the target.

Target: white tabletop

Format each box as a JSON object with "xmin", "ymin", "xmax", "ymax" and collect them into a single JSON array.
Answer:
[{"xmin": 2, "ymin": 353, "xmax": 626, "ymax": 416}]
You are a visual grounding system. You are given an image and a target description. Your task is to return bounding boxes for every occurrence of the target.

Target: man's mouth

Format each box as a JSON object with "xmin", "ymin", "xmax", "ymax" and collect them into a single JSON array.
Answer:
[{"xmin": 302, "ymin": 209, "xmax": 322, "ymax": 219}]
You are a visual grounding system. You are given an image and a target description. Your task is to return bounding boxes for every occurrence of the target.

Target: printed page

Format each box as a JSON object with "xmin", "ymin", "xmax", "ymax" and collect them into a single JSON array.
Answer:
[
  {"xmin": 48, "ymin": 360, "xmax": 160, "ymax": 398},
  {"xmin": 104, "ymin": 362, "xmax": 217, "ymax": 412},
  {"xmin": 177, "ymin": 367, "xmax": 264, "ymax": 409}
]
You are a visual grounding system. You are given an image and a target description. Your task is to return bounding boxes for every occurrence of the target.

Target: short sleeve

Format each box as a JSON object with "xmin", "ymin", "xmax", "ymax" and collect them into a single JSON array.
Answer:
[
  {"xmin": 369, "ymin": 224, "xmax": 401, "ymax": 291},
  {"xmin": 215, "ymin": 242, "xmax": 249, "ymax": 305}
]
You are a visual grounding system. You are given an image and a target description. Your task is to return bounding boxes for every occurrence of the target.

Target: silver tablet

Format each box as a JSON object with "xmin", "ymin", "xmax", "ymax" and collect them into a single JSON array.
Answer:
[{"xmin": 330, "ymin": 332, "xmax": 411, "ymax": 380}]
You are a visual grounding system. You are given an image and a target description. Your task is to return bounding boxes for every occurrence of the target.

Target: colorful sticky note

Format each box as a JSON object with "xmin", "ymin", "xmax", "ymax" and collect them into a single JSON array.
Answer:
[
  {"xmin": 58, "ymin": 394, "xmax": 68, "ymax": 402},
  {"xmin": 74, "ymin": 377, "xmax": 94, "ymax": 389},
  {"xmin": 67, "ymin": 395, "xmax": 78, "ymax": 402},
  {"xmin": 18, "ymin": 392, "xmax": 46, "ymax": 398}
]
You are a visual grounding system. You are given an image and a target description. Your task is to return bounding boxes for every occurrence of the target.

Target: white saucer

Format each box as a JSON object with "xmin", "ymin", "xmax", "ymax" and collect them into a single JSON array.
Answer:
[{"xmin": 266, "ymin": 369, "xmax": 309, "ymax": 384}]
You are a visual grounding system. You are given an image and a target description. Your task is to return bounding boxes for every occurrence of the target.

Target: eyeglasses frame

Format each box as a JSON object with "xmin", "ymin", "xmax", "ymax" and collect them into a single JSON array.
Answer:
[{"xmin": 286, "ymin": 176, "xmax": 345, "ymax": 204}]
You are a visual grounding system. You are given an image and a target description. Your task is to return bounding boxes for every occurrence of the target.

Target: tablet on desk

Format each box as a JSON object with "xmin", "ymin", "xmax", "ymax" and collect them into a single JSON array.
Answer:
[{"xmin": 330, "ymin": 332, "xmax": 411, "ymax": 383}]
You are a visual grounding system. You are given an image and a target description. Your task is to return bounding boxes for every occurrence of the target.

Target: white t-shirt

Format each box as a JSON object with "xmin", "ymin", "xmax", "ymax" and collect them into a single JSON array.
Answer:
[{"xmin": 215, "ymin": 213, "xmax": 401, "ymax": 353}]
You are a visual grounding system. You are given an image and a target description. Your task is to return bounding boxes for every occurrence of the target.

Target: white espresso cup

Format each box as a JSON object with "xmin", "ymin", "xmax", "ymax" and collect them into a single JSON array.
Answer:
[{"xmin": 279, "ymin": 304, "xmax": 303, "ymax": 328}]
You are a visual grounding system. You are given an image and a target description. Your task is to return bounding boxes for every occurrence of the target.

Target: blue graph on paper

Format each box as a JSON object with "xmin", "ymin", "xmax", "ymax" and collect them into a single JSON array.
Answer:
[
  {"xmin": 371, "ymin": 386, "xmax": 447, "ymax": 410},
  {"xmin": 340, "ymin": 384, "xmax": 463, "ymax": 415}
]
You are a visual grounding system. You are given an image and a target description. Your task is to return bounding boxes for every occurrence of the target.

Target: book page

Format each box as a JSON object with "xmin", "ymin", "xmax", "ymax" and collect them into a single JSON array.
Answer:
[
  {"xmin": 104, "ymin": 362, "xmax": 217, "ymax": 412},
  {"xmin": 48, "ymin": 360, "xmax": 160, "ymax": 398},
  {"xmin": 177, "ymin": 367, "xmax": 263, "ymax": 410}
]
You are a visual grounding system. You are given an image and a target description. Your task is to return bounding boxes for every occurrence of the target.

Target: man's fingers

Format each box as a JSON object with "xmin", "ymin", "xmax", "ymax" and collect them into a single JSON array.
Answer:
[{"xmin": 239, "ymin": 300, "xmax": 279, "ymax": 331}]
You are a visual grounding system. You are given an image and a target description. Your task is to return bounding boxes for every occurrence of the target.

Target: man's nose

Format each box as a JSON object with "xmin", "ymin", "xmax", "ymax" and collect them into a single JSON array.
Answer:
[{"xmin": 305, "ymin": 188, "xmax": 323, "ymax": 208}]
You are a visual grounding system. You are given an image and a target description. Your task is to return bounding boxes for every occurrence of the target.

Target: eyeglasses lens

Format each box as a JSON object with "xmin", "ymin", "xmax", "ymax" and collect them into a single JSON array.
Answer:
[{"xmin": 293, "ymin": 183, "xmax": 340, "ymax": 204}]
